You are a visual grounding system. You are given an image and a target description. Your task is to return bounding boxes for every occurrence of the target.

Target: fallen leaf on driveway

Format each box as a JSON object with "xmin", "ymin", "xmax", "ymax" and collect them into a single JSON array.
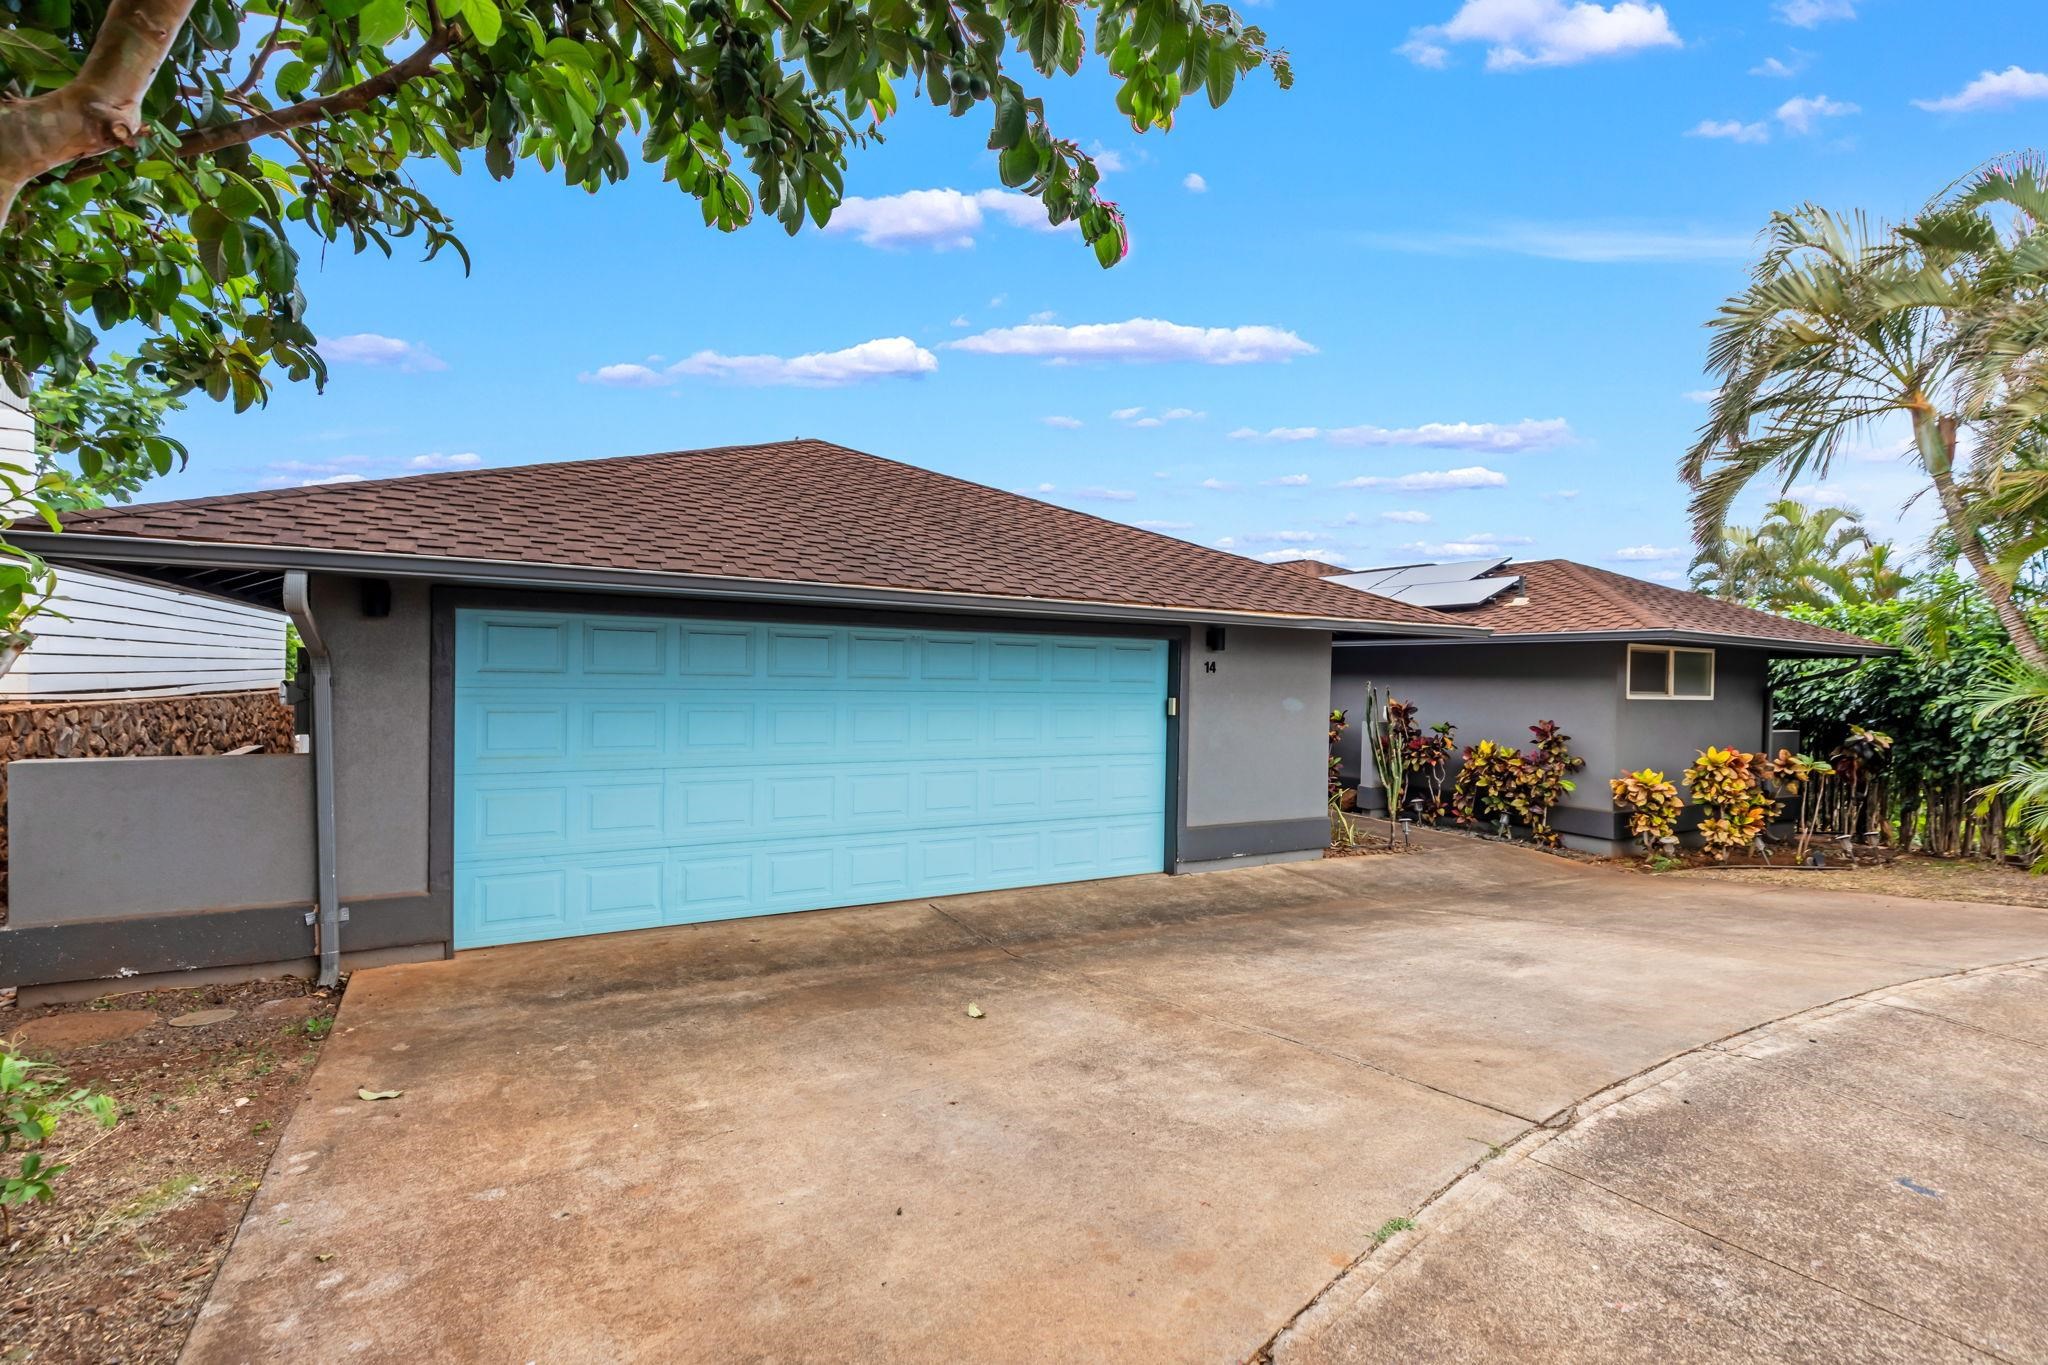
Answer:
[
  {"xmin": 965, "ymin": 1003, "xmax": 984, "ymax": 1019},
  {"xmin": 356, "ymin": 1088, "xmax": 403, "ymax": 1101}
]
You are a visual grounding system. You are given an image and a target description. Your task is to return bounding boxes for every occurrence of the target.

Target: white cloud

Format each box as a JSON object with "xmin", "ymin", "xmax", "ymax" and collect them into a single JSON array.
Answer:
[
  {"xmin": 1645, "ymin": 568, "xmax": 1687, "ymax": 583},
  {"xmin": 1546, "ymin": 488, "xmax": 1581, "ymax": 500},
  {"xmin": 1130, "ymin": 519, "xmax": 1194, "ymax": 531},
  {"xmin": 1913, "ymin": 67, "xmax": 2048, "ymax": 114},
  {"xmin": 1612, "ymin": 544, "xmax": 1688, "ymax": 561},
  {"xmin": 1254, "ymin": 548, "xmax": 1347, "ymax": 564},
  {"xmin": 1687, "ymin": 118, "xmax": 1770, "ymax": 144},
  {"xmin": 1683, "ymin": 387, "xmax": 1721, "ymax": 403},
  {"xmin": 1774, "ymin": 0, "xmax": 1853, "ymax": 27},
  {"xmin": 1088, "ymin": 143, "xmax": 1130, "ymax": 173},
  {"xmin": 950, "ymin": 314, "xmax": 972, "ymax": 328},
  {"xmin": 1065, "ymin": 487, "xmax": 1137, "ymax": 503},
  {"xmin": 258, "ymin": 451, "xmax": 486, "ymax": 487},
  {"xmin": 1749, "ymin": 53, "xmax": 1806, "ymax": 78},
  {"xmin": 1381, "ymin": 509, "xmax": 1433, "ymax": 524},
  {"xmin": 1199, "ymin": 478, "xmax": 1237, "ymax": 491},
  {"xmin": 948, "ymin": 318, "xmax": 1315, "ymax": 366},
  {"xmin": 1027, "ymin": 309, "xmax": 1059, "ymax": 324},
  {"xmin": 584, "ymin": 337, "xmax": 938, "ymax": 389},
  {"xmin": 582, "ymin": 362, "xmax": 668, "ymax": 388},
  {"xmin": 1401, "ymin": 0, "xmax": 1680, "ymax": 72},
  {"xmin": 1113, "ymin": 406, "xmax": 1207, "ymax": 429},
  {"xmin": 822, "ymin": 188, "xmax": 1067, "ymax": 250},
  {"xmin": 321, "ymin": 333, "xmax": 446, "ymax": 372},
  {"xmin": 1183, "ymin": 172, "xmax": 1208, "ymax": 193},
  {"xmin": 1340, "ymin": 466, "xmax": 1509, "ymax": 492},
  {"xmin": 1265, "ymin": 473, "xmax": 1312, "ymax": 486},
  {"xmin": 1326, "ymin": 417, "xmax": 1574, "ymax": 453},
  {"xmin": 1359, "ymin": 223, "xmax": 1750, "ymax": 262},
  {"xmin": 1400, "ymin": 532, "xmax": 1535, "ymax": 556},
  {"xmin": 1775, "ymin": 93, "xmax": 1858, "ymax": 134},
  {"xmin": 1041, "ymin": 415, "xmax": 1083, "ymax": 430},
  {"xmin": 1231, "ymin": 426, "xmax": 1323, "ymax": 443},
  {"xmin": 1237, "ymin": 530, "xmax": 1323, "ymax": 545}
]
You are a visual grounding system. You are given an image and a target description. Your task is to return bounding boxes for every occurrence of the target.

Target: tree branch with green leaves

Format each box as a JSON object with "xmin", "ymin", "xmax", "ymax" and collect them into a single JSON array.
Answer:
[{"xmin": 0, "ymin": 0, "xmax": 1291, "ymax": 628}]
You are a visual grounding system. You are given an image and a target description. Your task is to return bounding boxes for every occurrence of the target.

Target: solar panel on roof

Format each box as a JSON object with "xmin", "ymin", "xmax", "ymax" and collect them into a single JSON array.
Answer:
[
  {"xmin": 1326, "ymin": 559, "xmax": 1521, "ymax": 610},
  {"xmin": 1392, "ymin": 575, "xmax": 1522, "ymax": 609}
]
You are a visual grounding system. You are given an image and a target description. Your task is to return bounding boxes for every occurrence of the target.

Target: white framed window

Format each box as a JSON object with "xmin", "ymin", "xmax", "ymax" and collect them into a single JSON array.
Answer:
[{"xmin": 1627, "ymin": 644, "xmax": 1715, "ymax": 700}]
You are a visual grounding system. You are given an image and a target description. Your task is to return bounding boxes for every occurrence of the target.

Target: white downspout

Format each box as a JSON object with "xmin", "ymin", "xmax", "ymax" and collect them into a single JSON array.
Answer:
[{"xmin": 283, "ymin": 571, "xmax": 342, "ymax": 987}]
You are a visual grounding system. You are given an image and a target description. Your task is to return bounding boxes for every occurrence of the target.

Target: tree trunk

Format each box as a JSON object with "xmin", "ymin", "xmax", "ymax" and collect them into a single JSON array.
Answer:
[
  {"xmin": 0, "ymin": 0, "xmax": 201, "ymax": 228},
  {"xmin": 1920, "ymin": 411, "xmax": 2048, "ymax": 672}
]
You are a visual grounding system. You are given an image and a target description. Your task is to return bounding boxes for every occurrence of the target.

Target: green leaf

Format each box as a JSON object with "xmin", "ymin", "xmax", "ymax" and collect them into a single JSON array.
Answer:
[
  {"xmin": 358, "ymin": 0, "xmax": 408, "ymax": 48},
  {"xmin": 464, "ymin": 0, "xmax": 500, "ymax": 45}
]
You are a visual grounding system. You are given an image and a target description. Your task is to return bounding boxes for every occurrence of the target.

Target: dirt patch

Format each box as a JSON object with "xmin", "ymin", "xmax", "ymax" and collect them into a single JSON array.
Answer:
[
  {"xmin": 1, "ymin": 975, "xmax": 340, "ymax": 1363},
  {"xmin": 1679, "ymin": 855, "xmax": 2048, "ymax": 909}
]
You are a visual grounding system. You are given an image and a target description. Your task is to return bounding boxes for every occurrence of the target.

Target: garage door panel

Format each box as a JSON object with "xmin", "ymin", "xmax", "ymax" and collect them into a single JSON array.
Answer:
[{"xmin": 454, "ymin": 610, "xmax": 1167, "ymax": 948}]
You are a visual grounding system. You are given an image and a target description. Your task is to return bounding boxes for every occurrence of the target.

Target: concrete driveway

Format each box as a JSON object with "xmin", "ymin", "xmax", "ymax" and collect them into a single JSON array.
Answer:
[{"xmin": 183, "ymin": 838, "xmax": 2048, "ymax": 1363}]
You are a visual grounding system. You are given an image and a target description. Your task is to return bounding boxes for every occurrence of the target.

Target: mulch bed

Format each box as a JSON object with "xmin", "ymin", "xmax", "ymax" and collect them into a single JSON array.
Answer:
[{"xmin": 1, "ymin": 975, "xmax": 340, "ymax": 1363}]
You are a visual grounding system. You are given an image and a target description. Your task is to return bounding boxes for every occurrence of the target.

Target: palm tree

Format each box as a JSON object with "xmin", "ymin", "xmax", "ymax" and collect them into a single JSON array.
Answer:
[
  {"xmin": 1690, "ymin": 498, "xmax": 1902, "ymax": 609},
  {"xmin": 1684, "ymin": 159, "xmax": 2048, "ymax": 671}
]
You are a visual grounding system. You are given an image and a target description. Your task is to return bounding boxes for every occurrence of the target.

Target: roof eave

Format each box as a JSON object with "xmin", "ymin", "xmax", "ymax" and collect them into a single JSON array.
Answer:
[
  {"xmin": 12, "ymin": 531, "xmax": 1493, "ymax": 638},
  {"xmin": 1336, "ymin": 626, "xmax": 1893, "ymax": 657}
]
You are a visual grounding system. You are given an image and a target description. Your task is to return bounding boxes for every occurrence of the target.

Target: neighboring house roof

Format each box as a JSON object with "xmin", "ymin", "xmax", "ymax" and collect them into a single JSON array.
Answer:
[
  {"xmin": 1287, "ymin": 555, "xmax": 1888, "ymax": 656},
  {"xmin": 20, "ymin": 441, "xmax": 1475, "ymax": 634},
  {"xmin": 1266, "ymin": 557, "xmax": 1353, "ymax": 580},
  {"xmin": 1452, "ymin": 559, "xmax": 1887, "ymax": 653}
]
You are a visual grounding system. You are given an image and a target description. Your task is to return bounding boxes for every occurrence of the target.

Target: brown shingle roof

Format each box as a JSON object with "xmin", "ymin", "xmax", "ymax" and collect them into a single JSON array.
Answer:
[
  {"xmin": 1455, "ymin": 559, "xmax": 1883, "ymax": 652},
  {"xmin": 38, "ymin": 441, "xmax": 1461, "ymax": 629}
]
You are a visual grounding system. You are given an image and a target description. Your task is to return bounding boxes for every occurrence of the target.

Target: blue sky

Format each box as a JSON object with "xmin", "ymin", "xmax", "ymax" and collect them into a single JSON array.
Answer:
[{"xmin": 148, "ymin": 0, "xmax": 2044, "ymax": 583}]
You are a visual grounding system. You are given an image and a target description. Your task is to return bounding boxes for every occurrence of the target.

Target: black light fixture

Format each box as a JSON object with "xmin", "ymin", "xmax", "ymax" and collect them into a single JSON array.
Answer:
[
  {"xmin": 359, "ymin": 578, "xmax": 392, "ymax": 619},
  {"xmin": 1205, "ymin": 626, "xmax": 1227, "ymax": 652}
]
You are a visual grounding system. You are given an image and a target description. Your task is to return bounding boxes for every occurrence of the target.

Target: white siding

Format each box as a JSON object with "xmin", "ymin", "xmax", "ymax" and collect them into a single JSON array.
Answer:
[
  {"xmin": 5, "ymin": 567, "xmax": 288, "ymax": 700},
  {"xmin": 1, "ymin": 381, "xmax": 287, "ymax": 699}
]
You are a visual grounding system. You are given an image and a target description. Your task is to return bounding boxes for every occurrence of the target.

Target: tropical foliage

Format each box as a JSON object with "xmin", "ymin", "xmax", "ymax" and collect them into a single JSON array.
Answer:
[
  {"xmin": 1610, "ymin": 768, "xmax": 1682, "ymax": 858},
  {"xmin": 1682, "ymin": 747, "xmax": 1776, "ymax": 859},
  {"xmin": 1775, "ymin": 581, "xmax": 2033, "ymax": 858},
  {"xmin": 1446, "ymin": 722, "xmax": 1582, "ymax": 847},
  {"xmin": 1683, "ymin": 159, "xmax": 2048, "ymax": 671},
  {"xmin": 1690, "ymin": 499, "xmax": 1906, "ymax": 609}
]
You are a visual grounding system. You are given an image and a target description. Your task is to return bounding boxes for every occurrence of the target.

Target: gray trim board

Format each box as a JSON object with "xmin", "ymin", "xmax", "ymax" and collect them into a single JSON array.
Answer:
[
  {"xmin": 1175, "ymin": 817, "xmax": 1328, "ymax": 865},
  {"xmin": 18, "ymin": 531, "xmax": 1486, "ymax": 638},
  {"xmin": 0, "ymin": 893, "xmax": 448, "ymax": 989}
]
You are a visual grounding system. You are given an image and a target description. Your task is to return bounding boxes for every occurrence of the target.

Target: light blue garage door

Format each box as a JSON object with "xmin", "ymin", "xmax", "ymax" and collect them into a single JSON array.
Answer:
[{"xmin": 452, "ymin": 609, "xmax": 1169, "ymax": 948}]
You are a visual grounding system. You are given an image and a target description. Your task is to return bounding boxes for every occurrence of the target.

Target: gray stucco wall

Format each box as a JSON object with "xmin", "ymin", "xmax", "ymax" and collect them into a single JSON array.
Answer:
[
  {"xmin": 1333, "ymin": 641, "xmax": 1772, "ymax": 832},
  {"xmin": 1334, "ymin": 642, "xmax": 1623, "ymax": 799},
  {"xmin": 1179, "ymin": 626, "xmax": 1331, "ymax": 865},
  {"xmin": 315, "ymin": 574, "xmax": 433, "ymax": 900},
  {"xmin": 1613, "ymin": 646, "xmax": 1772, "ymax": 780},
  {"xmin": 8, "ymin": 754, "xmax": 313, "ymax": 924}
]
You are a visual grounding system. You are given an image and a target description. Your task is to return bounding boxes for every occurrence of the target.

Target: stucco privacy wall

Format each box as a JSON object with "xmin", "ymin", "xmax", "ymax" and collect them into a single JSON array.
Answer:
[
  {"xmin": 1180, "ymin": 625, "xmax": 1332, "ymax": 865},
  {"xmin": 8, "ymin": 754, "xmax": 313, "ymax": 926},
  {"xmin": 0, "ymin": 688, "xmax": 295, "ymax": 906}
]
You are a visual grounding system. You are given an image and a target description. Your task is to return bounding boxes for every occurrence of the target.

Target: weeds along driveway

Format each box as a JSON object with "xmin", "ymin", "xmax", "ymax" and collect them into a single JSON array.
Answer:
[{"xmin": 182, "ymin": 837, "xmax": 2048, "ymax": 1364}]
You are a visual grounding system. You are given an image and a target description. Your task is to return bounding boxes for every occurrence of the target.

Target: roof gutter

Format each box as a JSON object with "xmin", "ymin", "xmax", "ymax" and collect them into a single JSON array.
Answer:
[
  {"xmin": 1334, "ymin": 627, "xmax": 1893, "ymax": 658},
  {"xmin": 282, "ymin": 571, "xmax": 342, "ymax": 988},
  {"xmin": 12, "ymin": 530, "xmax": 1493, "ymax": 639}
]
